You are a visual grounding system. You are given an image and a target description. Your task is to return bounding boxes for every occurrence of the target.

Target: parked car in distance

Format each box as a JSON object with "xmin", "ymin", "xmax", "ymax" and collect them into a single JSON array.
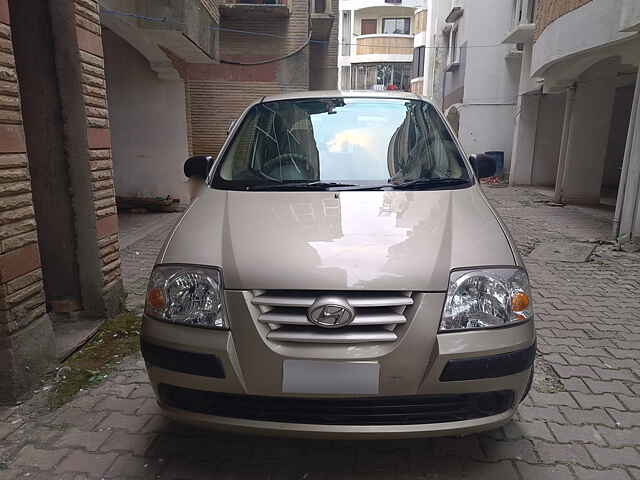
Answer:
[{"xmin": 141, "ymin": 91, "xmax": 535, "ymax": 438}]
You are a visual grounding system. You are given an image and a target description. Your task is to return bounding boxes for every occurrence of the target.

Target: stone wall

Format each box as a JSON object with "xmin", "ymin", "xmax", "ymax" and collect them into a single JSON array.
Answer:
[
  {"xmin": 0, "ymin": 0, "xmax": 55, "ymax": 405},
  {"xmin": 73, "ymin": 0, "xmax": 122, "ymax": 303}
]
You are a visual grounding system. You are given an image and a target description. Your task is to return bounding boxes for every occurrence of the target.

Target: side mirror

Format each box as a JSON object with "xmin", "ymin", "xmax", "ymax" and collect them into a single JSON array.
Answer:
[
  {"xmin": 184, "ymin": 155, "xmax": 213, "ymax": 180},
  {"xmin": 469, "ymin": 154, "xmax": 496, "ymax": 179}
]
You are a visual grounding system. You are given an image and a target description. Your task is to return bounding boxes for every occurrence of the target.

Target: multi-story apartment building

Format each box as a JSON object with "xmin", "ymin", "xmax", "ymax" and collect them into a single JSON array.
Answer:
[
  {"xmin": 411, "ymin": 0, "xmax": 520, "ymax": 169},
  {"xmin": 338, "ymin": 0, "xmax": 422, "ymax": 91},
  {"xmin": 0, "ymin": 0, "xmax": 338, "ymax": 404},
  {"xmin": 506, "ymin": 0, "xmax": 640, "ymax": 243}
]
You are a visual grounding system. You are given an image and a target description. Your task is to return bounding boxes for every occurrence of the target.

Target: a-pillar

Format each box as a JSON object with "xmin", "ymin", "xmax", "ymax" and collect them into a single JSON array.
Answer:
[{"xmin": 557, "ymin": 57, "xmax": 620, "ymax": 204}]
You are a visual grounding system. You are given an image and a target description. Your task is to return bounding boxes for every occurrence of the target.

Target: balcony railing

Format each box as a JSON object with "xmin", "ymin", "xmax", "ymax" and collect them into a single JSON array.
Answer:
[
  {"xmin": 355, "ymin": 35, "xmax": 413, "ymax": 56},
  {"xmin": 220, "ymin": 0, "xmax": 290, "ymax": 18}
]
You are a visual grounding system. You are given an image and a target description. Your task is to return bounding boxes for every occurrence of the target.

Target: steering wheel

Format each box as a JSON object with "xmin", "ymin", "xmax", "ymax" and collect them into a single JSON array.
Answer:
[{"xmin": 259, "ymin": 153, "xmax": 311, "ymax": 181}]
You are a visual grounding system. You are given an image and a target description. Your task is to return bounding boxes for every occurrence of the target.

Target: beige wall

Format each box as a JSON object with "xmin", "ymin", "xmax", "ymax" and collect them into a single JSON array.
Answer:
[
  {"xmin": 414, "ymin": 9, "xmax": 427, "ymax": 34},
  {"xmin": 356, "ymin": 35, "xmax": 413, "ymax": 55},
  {"xmin": 103, "ymin": 29, "xmax": 191, "ymax": 204}
]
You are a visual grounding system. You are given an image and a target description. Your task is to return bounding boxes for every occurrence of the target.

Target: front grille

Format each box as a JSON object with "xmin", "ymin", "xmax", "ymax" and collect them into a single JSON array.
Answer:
[
  {"xmin": 250, "ymin": 290, "xmax": 414, "ymax": 344},
  {"xmin": 158, "ymin": 384, "xmax": 514, "ymax": 425}
]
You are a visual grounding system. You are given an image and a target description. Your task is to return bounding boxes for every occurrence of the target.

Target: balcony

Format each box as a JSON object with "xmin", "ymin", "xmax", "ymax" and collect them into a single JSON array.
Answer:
[
  {"xmin": 219, "ymin": 0, "xmax": 290, "ymax": 18},
  {"xmin": 310, "ymin": 0, "xmax": 335, "ymax": 41},
  {"xmin": 503, "ymin": 0, "xmax": 535, "ymax": 44},
  {"xmin": 620, "ymin": 0, "xmax": 640, "ymax": 32},
  {"xmin": 353, "ymin": 34, "xmax": 413, "ymax": 60},
  {"xmin": 100, "ymin": 0, "xmax": 219, "ymax": 68}
]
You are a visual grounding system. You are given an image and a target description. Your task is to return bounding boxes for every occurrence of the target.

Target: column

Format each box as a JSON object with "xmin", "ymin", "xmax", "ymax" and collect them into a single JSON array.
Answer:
[
  {"xmin": 0, "ymin": 0, "xmax": 55, "ymax": 404},
  {"xmin": 509, "ymin": 93, "xmax": 541, "ymax": 185},
  {"xmin": 557, "ymin": 57, "xmax": 619, "ymax": 204},
  {"xmin": 616, "ymin": 68, "xmax": 640, "ymax": 241}
]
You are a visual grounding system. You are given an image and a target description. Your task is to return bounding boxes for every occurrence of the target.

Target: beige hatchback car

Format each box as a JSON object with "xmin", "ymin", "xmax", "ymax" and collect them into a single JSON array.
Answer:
[{"xmin": 142, "ymin": 91, "xmax": 535, "ymax": 438}]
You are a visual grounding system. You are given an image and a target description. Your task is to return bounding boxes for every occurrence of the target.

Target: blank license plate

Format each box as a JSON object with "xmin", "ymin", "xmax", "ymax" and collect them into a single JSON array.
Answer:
[{"xmin": 283, "ymin": 360, "xmax": 380, "ymax": 394}]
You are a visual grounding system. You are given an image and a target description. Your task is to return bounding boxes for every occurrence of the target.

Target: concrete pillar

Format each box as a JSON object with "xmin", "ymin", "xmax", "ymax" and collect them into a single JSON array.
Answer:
[
  {"xmin": 509, "ymin": 92, "xmax": 541, "ymax": 185},
  {"xmin": 508, "ymin": 42, "xmax": 541, "ymax": 186},
  {"xmin": 2, "ymin": 0, "xmax": 126, "ymax": 404},
  {"xmin": 557, "ymin": 57, "xmax": 620, "ymax": 204},
  {"xmin": 615, "ymin": 68, "xmax": 640, "ymax": 241},
  {"xmin": 0, "ymin": 0, "xmax": 56, "ymax": 405}
]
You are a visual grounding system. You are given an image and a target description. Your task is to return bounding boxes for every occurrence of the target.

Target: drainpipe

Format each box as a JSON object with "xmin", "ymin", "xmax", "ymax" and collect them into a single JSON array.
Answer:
[
  {"xmin": 613, "ymin": 68, "xmax": 640, "ymax": 242},
  {"xmin": 553, "ymin": 84, "xmax": 577, "ymax": 204}
]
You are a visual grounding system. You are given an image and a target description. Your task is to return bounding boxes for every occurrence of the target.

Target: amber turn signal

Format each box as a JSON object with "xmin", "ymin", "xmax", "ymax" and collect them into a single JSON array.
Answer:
[
  {"xmin": 511, "ymin": 292, "xmax": 529, "ymax": 312},
  {"xmin": 147, "ymin": 287, "xmax": 166, "ymax": 310}
]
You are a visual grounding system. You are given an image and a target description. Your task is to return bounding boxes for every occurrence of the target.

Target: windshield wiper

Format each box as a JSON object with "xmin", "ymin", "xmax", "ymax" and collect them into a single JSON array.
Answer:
[
  {"xmin": 389, "ymin": 178, "xmax": 470, "ymax": 190},
  {"xmin": 246, "ymin": 181, "xmax": 359, "ymax": 191}
]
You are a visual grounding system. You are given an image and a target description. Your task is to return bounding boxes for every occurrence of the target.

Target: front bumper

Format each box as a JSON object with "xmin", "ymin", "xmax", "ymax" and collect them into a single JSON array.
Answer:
[
  {"xmin": 158, "ymin": 398, "xmax": 517, "ymax": 439},
  {"xmin": 142, "ymin": 296, "xmax": 535, "ymax": 438}
]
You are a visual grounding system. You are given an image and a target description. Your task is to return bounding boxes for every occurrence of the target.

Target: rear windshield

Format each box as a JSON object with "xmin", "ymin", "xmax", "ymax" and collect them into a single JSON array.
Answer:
[{"xmin": 211, "ymin": 98, "xmax": 469, "ymax": 190}]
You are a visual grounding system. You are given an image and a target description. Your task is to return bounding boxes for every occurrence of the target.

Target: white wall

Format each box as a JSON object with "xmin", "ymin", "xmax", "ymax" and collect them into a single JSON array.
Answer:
[
  {"xmin": 532, "ymin": 0, "xmax": 637, "ymax": 79},
  {"xmin": 423, "ymin": 0, "xmax": 451, "ymax": 104},
  {"xmin": 531, "ymin": 93, "xmax": 565, "ymax": 186},
  {"xmin": 341, "ymin": 0, "xmax": 422, "ymax": 12},
  {"xmin": 103, "ymin": 29, "xmax": 190, "ymax": 205},
  {"xmin": 455, "ymin": 0, "xmax": 520, "ymax": 168}
]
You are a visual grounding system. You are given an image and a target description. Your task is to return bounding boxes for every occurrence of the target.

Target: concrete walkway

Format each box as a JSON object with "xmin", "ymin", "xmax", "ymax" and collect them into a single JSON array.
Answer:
[
  {"xmin": 1, "ymin": 187, "xmax": 639, "ymax": 479},
  {"xmin": 118, "ymin": 213, "xmax": 181, "ymax": 314}
]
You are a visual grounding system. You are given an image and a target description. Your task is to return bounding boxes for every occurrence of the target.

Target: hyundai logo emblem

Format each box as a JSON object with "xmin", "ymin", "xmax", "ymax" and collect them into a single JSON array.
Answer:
[{"xmin": 307, "ymin": 296, "xmax": 355, "ymax": 328}]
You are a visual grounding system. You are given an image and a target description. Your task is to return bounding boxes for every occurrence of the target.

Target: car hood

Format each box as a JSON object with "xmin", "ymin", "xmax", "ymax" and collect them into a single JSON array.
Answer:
[{"xmin": 160, "ymin": 186, "xmax": 515, "ymax": 291}]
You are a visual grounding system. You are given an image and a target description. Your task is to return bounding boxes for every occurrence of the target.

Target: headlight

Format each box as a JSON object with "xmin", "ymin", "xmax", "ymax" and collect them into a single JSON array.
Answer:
[
  {"xmin": 144, "ymin": 265, "xmax": 226, "ymax": 329},
  {"xmin": 440, "ymin": 268, "xmax": 532, "ymax": 332}
]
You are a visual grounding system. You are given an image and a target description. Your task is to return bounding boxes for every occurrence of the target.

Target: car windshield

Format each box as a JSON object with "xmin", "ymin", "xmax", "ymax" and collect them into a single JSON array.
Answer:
[{"xmin": 211, "ymin": 97, "xmax": 470, "ymax": 190}]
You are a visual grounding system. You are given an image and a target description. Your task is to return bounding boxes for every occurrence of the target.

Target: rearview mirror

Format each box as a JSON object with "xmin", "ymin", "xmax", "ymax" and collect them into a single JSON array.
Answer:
[
  {"xmin": 184, "ymin": 155, "xmax": 213, "ymax": 180},
  {"xmin": 469, "ymin": 154, "xmax": 496, "ymax": 179}
]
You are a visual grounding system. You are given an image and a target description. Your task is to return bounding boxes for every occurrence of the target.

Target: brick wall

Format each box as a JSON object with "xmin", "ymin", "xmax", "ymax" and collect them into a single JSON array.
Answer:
[
  {"xmin": 411, "ymin": 79, "xmax": 424, "ymax": 95},
  {"xmin": 0, "ymin": 0, "xmax": 46, "ymax": 338},
  {"xmin": 73, "ymin": 0, "xmax": 121, "ymax": 294},
  {"xmin": 186, "ymin": 0, "xmax": 311, "ymax": 157},
  {"xmin": 534, "ymin": 0, "xmax": 594, "ymax": 39}
]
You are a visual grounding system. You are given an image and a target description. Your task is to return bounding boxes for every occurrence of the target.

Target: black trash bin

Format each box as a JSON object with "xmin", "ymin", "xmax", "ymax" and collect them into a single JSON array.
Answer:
[{"xmin": 484, "ymin": 151, "xmax": 504, "ymax": 177}]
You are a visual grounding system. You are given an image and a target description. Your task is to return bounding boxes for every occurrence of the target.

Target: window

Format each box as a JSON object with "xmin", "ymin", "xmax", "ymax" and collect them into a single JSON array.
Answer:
[
  {"xmin": 513, "ymin": 0, "xmax": 536, "ymax": 26},
  {"xmin": 341, "ymin": 11, "xmax": 351, "ymax": 55},
  {"xmin": 412, "ymin": 46, "xmax": 425, "ymax": 78},
  {"xmin": 361, "ymin": 19, "xmax": 377, "ymax": 35},
  {"xmin": 213, "ymin": 99, "xmax": 468, "ymax": 188},
  {"xmin": 314, "ymin": 0, "xmax": 327, "ymax": 14},
  {"xmin": 447, "ymin": 24, "xmax": 459, "ymax": 66},
  {"xmin": 351, "ymin": 63, "xmax": 412, "ymax": 91},
  {"xmin": 385, "ymin": 0, "xmax": 402, "ymax": 4},
  {"xmin": 382, "ymin": 18, "xmax": 411, "ymax": 35}
]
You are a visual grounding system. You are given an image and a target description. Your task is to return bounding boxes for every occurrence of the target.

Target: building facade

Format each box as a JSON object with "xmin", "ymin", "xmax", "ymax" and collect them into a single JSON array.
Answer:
[
  {"xmin": 0, "ymin": 0, "xmax": 338, "ymax": 404},
  {"xmin": 412, "ymin": 0, "xmax": 520, "ymax": 169},
  {"xmin": 338, "ymin": 0, "xmax": 422, "ymax": 91},
  {"xmin": 506, "ymin": 0, "xmax": 640, "ymax": 242}
]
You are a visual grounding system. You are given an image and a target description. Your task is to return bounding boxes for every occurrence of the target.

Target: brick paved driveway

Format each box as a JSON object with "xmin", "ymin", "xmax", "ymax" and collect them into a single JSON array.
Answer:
[{"xmin": 1, "ymin": 187, "xmax": 639, "ymax": 479}]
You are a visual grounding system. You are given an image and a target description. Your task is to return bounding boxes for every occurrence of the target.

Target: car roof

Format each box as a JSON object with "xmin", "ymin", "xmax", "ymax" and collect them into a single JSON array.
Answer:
[{"xmin": 260, "ymin": 90, "xmax": 428, "ymax": 103}]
